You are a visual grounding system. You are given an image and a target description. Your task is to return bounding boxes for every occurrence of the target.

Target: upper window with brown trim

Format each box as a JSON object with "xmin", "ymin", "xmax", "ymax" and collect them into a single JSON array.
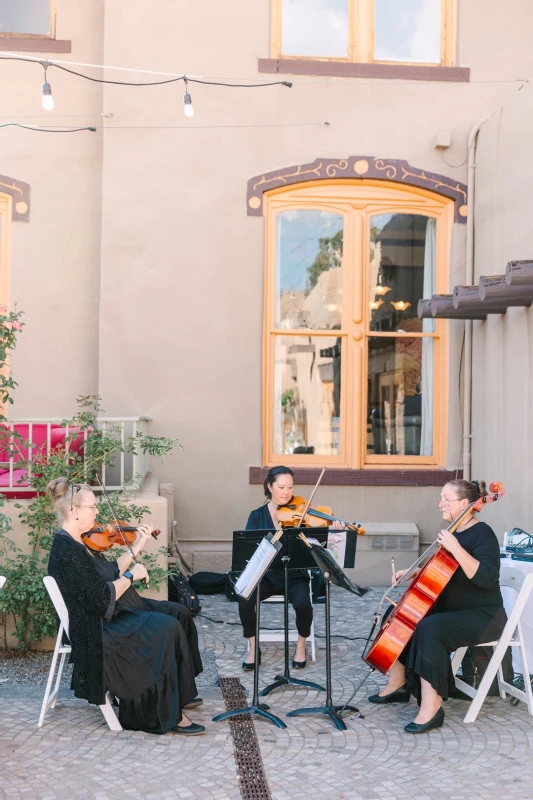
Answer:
[
  {"xmin": 0, "ymin": 0, "xmax": 55, "ymax": 37},
  {"xmin": 271, "ymin": 0, "xmax": 456, "ymax": 66}
]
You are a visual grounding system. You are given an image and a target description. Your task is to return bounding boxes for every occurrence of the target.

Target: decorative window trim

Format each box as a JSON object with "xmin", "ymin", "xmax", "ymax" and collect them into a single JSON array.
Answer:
[
  {"xmin": 0, "ymin": 37, "xmax": 71, "ymax": 53},
  {"xmin": 260, "ymin": 178, "xmax": 453, "ymax": 469},
  {"xmin": 247, "ymin": 156, "xmax": 467, "ymax": 224},
  {"xmin": 270, "ymin": 0, "xmax": 457, "ymax": 68},
  {"xmin": 0, "ymin": 176, "xmax": 30, "ymax": 222},
  {"xmin": 250, "ymin": 466, "xmax": 462, "ymax": 486},
  {"xmin": 258, "ymin": 58, "xmax": 469, "ymax": 83}
]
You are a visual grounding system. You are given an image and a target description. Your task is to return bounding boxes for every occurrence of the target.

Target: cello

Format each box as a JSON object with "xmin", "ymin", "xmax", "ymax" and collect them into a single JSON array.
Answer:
[{"xmin": 364, "ymin": 481, "xmax": 504, "ymax": 674}]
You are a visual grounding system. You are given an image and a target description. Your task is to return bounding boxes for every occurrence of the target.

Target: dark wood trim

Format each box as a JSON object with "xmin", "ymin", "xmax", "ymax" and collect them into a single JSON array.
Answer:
[
  {"xmin": 258, "ymin": 58, "xmax": 470, "ymax": 83},
  {"xmin": 0, "ymin": 37, "xmax": 71, "ymax": 53},
  {"xmin": 249, "ymin": 466, "xmax": 461, "ymax": 487},
  {"xmin": 0, "ymin": 174, "xmax": 30, "ymax": 222},
  {"xmin": 247, "ymin": 155, "xmax": 468, "ymax": 223}
]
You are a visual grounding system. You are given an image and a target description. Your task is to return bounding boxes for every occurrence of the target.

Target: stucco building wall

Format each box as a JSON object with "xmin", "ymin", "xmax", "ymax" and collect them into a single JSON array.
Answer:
[{"xmin": 471, "ymin": 84, "xmax": 533, "ymax": 535}]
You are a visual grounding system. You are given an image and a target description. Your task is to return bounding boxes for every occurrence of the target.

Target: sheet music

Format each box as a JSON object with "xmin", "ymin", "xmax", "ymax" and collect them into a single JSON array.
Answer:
[{"xmin": 235, "ymin": 537, "xmax": 280, "ymax": 600}]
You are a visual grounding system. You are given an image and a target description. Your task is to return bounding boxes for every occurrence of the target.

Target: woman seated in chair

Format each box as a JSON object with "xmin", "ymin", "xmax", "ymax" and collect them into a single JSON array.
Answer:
[
  {"xmin": 239, "ymin": 465, "xmax": 343, "ymax": 671},
  {"xmin": 368, "ymin": 479, "xmax": 506, "ymax": 734},
  {"xmin": 47, "ymin": 477, "xmax": 205, "ymax": 736}
]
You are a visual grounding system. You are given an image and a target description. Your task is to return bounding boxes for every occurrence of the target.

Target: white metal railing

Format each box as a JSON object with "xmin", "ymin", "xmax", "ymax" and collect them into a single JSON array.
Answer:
[{"xmin": 0, "ymin": 417, "xmax": 152, "ymax": 493}]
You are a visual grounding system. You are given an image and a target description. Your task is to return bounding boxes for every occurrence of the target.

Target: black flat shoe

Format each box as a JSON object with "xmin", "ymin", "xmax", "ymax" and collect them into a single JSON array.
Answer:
[
  {"xmin": 183, "ymin": 697, "xmax": 203, "ymax": 709},
  {"xmin": 174, "ymin": 722, "xmax": 206, "ymax": 736},
  {"xmin": 291, "ymin": 658, "xmax": 307, "ymax": 669},
  {"xmin": 404, "ymin": 707, "xmax": 444, "ymax": 734},
  {"xmin": 368, "ymin": 685, "xmax": 410, "ymax": 704},
  {"xmin": 242, "ymin": 648, "xmax": 262, "ymax": 671}
]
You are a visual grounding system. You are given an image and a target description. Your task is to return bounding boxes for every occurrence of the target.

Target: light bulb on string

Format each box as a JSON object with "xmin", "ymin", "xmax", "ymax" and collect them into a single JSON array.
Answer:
[
  {"xmin": 183, "ymin": 78, "xmax": 194, "ymax": 118},
  {"xmin": 41, "ymin": 62, "xmax": 54, "ymax": 111}
]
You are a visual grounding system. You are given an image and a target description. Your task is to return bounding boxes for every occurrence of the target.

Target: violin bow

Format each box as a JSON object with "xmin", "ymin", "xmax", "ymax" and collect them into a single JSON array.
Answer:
[
  {"xmin": 95, "ymin": 473, "xmax": 149, "ymax": 587},
  {"xmin": 297, "ymin": 466, "xmax": 327, "ymax": 526}
]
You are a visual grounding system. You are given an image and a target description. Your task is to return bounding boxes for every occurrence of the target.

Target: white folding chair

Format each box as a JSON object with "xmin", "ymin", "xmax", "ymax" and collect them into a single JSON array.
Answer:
[
  {"xmin": 258, "ymin": 574, "xmax": 316, "ymax": 661},
  {"xmin": 38, "ymin": 575, "xmax": 122, "ymax": 731},
  {"xmin": 451, "ymin": 566, "xmax": 533, "ymax": 723},
  {"xmin": 0, "ymin": 576, "xmax": 5, "ymax": 589}
]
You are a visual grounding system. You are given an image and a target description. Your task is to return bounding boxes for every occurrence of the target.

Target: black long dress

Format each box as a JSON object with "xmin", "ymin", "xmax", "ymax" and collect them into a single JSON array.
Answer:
[
  {"xmin": 48, "ymin": 530, "xmax": 202, "ymax": 734},
  {"xmin": 397, "ymin": 521, "xmax": 507, "ymax": 703}
]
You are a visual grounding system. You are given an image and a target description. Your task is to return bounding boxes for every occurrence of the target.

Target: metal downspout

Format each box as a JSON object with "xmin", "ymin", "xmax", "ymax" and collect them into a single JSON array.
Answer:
[{"xmin": 463, "ymin": 116, "xmax": 492, "ymax": 480}]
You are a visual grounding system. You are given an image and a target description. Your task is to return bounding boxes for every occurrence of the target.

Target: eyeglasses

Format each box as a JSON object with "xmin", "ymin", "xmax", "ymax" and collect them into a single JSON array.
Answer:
[
  {"xmin": 436, "ymin": 497, "xmax": 461, "ymax": 507},
  {"xmin": 76, "ymin": 504, "xmax": 98, "ymax": 510}
]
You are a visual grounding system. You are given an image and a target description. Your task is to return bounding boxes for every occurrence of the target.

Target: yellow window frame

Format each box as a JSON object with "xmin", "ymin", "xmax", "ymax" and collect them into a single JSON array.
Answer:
[
  {"xmin": 262, "ymin": 180, "xmax": 453, "ymax": 469},
  {"xmin": 271, "ymin": 0, "xmax": 457, "ymax": 67}
]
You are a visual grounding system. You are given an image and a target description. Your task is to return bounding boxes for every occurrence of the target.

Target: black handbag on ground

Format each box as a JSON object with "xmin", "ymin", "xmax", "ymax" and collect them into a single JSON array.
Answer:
[
  {"xmin": 168, "ymin": 571, "xmax": 201, "ymax": 616},
  {"xmin": 189, "ymin": 571, "xmax": 227, "ymax": 595}
]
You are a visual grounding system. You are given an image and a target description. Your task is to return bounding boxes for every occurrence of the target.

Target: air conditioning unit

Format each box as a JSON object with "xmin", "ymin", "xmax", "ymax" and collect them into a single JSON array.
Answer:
[{"xmin": 346, "ymin": 522, "xmax": 419, "ymax": 586}]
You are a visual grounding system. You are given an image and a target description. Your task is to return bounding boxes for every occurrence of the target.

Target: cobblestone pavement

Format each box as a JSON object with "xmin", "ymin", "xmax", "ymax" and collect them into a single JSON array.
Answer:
[{"xmin": 1, "ymin": 588, "xmax": 533, "ymax": 799}]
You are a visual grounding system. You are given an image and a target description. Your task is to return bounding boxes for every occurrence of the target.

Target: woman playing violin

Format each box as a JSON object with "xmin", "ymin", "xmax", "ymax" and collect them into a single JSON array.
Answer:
[
  {"xmin": 47, "ymin": 478, "xmax": 205, "ymax": 736},
  {"xmin": 239, "ymin": 466, "xmax": 344, "ymax": 671},
  {"xmin": 369, "ymin": 479, "xmax": 506, "ymax": 734}
]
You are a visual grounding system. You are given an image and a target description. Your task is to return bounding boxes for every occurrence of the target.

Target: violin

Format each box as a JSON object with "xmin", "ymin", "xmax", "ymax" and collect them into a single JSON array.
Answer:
[
  {"xmin": 277, "ymin": 496, "xmax": 365, "ymax": 535},
  {"xmin": 364, "ymin": 481, "xmax": 504, "ymax": 674},
  {"xmin": 82, "ymin": 520, "xmax": 161, "ymax": 552}
]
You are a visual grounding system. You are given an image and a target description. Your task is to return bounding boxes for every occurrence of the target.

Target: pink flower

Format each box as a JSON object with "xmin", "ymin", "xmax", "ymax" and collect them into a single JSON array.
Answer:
[
  {"xmin": 11, "ymin": 321, "xmax": 22, "ymax": 331},
  {"xmin": 0, "ymin": 305, "xmax": 7, "ymax": 314}
]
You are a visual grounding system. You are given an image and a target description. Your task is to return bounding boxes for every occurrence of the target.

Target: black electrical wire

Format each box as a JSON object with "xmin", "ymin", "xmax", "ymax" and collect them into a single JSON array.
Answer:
[
  {"xmin": 0, "ymin": 55, "xmax": 292, "ymax": 89},
  {"xmin": 0, "ymin": 122, "xmax": 96, "ymax": 132}
]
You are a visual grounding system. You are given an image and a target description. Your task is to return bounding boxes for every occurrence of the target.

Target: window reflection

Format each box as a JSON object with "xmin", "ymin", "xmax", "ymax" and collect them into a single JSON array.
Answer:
[
  {"xmin": 274, "ymin": 335, "xmax": 342, "ymax": 456},
  {"xmin": 367, "ymin": 336, "xmax": 433, "ymax": 456},
  {"xmin": 369, "ymin": 213, "xmax": 436, "ymax": 334},
  {"xmin": 275, "ymin": 210, "xmax": 344, "ymax": 330},
  {"xmin": 0, "ymin": 0, "xmax": 51, "ymax": 35},
  {"xmin": 281, "ymin": 0, "xmax": 348, "ymax": 58},
  {"xmin": 374, "ymin": 0, "xmax": 441, "ymax": 63}
]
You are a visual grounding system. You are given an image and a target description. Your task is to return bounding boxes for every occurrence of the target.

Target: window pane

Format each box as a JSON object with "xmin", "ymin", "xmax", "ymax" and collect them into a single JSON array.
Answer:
[
  {"xmin": 374, "ymin": 0, "xmax": 441, "ymax": 63},
  {"xmin": 0, "ymin": 0, "xmax": 51, "ymax": 35},
  {"xmin": 369, "ymin": 213, "xmax": 436, "ymax": 334},
  {"xmin": 367, "ymin": 336, "xmax": 433, "ymax": 456},
  {"xmin": 281, "ymin": 0, "xmax": 348, "ymax": 58},
  {"xmin": 275, "ymin": 210, "xmax": 344, "ymax": 330},
  {"xmin": 274, "ymin": 335, "xmax": 342, "ymax": 456}
]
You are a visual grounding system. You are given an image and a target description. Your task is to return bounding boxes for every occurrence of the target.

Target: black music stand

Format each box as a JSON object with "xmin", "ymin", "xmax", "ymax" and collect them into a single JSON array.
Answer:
[
  {"xmin": 212, "ymin": 532, "xmax": 287, "ymax": 728},
  {"xmin": 259, "ymin": 528, "xmax": 326, "ymax": 696},
  {"xmin": 287, "ymin": 540, "xmax": 369, "ymax": 731}
]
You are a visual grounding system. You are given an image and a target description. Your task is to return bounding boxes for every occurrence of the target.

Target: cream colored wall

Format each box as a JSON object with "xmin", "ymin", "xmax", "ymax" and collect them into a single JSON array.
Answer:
[
  {"xmin": 470, "ymin": 83, "xmax": 533, "ymax": 537},
  {"xmin": 2, "ymin": 0, "xmax": 104, "ymax": 417},
  {"xmin": 0, "ymin": 1, "xmax": 531, "ymax": 562}
]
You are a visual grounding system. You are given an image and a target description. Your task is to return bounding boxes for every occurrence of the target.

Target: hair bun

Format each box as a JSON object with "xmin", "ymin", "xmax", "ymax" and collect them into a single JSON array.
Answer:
[{"xmin": 47, "ymin": 477, "xmax": 70, "ymax": 500}]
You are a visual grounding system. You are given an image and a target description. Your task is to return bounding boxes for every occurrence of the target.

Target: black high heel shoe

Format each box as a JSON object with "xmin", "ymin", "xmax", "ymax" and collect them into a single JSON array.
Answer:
[
  {"xmin": 368, "ymin": 685, "xmax": 410, "ymax": 704},
  {"xmin": 291, "ymin": 657, "xmax": 307, "ymax": 669},
  {"xmin": 404, "ymin": 707, "xmax": 444, "ymax": 734},
  {"xmin": 242, "ymin": 647, "xmax": 262, "ymax": 671}
]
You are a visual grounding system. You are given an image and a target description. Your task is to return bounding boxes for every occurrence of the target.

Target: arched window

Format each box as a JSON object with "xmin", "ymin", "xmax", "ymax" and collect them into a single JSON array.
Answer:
[{"xmin": 263, "ymin": 180, "xmax": 452, "ymax": 468}]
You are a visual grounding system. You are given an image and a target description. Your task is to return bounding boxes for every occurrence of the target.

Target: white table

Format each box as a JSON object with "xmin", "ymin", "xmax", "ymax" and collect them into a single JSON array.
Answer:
[{"xmin": 500, "ymin": 555, "xmax": 533, "ymax": 673}]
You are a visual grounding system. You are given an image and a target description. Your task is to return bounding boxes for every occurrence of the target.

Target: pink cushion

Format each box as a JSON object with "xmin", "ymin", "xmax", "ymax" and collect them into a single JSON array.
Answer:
[
  {"xmin": 0, "ymin": 468, "xmax": 29, "ymax": 487},
  {"xmin": 0, "ymin": 424, "xmax": 90, "ymax": 462}
]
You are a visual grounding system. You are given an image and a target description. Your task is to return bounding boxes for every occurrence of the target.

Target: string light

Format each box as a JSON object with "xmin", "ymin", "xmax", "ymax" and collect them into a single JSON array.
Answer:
[
  {"xmin": 41, "ymin": 63, "xmax": 54, "ymax": 111},
  {"xmin": 0, "ymin": 55, "xmax": 291, "ymax": 118},
  {"xmin": 183, "ymin": 78, "xmax": 194, "ymax": 118}
]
